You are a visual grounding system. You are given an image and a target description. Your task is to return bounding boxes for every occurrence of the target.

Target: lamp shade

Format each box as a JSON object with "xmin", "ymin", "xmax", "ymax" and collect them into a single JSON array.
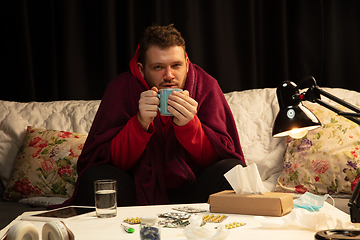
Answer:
[{"xmin": 272, "ymin": 81, "xmax": 321, "ymax": 138}]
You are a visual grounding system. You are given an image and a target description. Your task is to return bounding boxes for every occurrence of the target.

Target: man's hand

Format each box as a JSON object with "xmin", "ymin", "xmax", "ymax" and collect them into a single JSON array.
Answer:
[
  {"xmin": 138, "ymin": 87, "xmax": 159, "ymax": 131},
  {"xmin": 167, "ymin": 90, "xmax": 198, "ymax": 126}
]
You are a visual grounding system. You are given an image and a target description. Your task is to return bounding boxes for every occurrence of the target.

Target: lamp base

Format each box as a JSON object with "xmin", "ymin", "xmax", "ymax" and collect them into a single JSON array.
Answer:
[{"xmin": 315, "ymin": 230, "xmax": 360, "ymax": 239}]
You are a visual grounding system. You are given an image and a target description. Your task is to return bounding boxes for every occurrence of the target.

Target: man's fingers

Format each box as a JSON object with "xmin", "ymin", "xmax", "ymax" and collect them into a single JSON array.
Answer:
[
  {"xmin": 168, "ymin": 92, "xmax": 197, "ymax": 115},
  {"xmin": 171, "ymin": 91, "xmax": 198, "ymax": 108},
  {"xmin": 168, "ymin": 99, "xmax": 194, "ymax": 117}
]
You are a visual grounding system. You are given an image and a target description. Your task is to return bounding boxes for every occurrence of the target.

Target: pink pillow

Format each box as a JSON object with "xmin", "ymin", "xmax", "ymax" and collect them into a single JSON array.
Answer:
[{"xmin": 4, "ymin": 126, "xmax": 87, "ymax": 201}]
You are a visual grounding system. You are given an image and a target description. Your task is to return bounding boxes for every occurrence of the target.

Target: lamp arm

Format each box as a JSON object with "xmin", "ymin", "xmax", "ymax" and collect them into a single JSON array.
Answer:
[
  {"xmin": 314, "ymin": 99, "xmax": 360, "ymax": 125},
  {"xmin": 315, "ymin": 86, "xmax": 360, "ymax": 114},
  {"xmin": 303, "ymin": 85, "xmax": 360, "ymax": 125}
]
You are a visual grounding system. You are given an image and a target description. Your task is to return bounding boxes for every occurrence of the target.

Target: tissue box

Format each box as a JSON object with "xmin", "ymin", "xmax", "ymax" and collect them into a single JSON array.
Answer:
[{"xmin": 209, "ymin": 190, "xmax": 293, "ymax": 217}]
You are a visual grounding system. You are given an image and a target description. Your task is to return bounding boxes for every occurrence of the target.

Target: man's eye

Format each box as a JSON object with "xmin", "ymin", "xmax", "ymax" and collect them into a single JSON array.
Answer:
[
  {"xmin": 153, "ymin": 66, "xmax": 162, "ymax": 70},
  {"xmin": 172, "ymin": 64, "xmax": 181, "ymax": 68}
]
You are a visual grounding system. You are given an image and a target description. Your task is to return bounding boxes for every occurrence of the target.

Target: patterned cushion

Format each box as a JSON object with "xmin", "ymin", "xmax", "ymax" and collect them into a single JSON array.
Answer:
[
  {"xmin": 4, "ymin": 126, "xmax": 87, "ymax": 201},
  {"xmin": 275, "ymin": 102, "xmax": 360, "ymax": 194}
]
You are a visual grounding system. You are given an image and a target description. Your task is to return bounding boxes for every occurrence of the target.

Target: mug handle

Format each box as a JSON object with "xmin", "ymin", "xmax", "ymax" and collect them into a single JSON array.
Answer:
[{"xmin": 157, "ymin": 93, "xmax": 161, "ymax": 111}]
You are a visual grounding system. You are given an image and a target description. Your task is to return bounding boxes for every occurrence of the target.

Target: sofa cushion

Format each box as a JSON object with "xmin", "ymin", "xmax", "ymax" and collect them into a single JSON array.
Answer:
[
  {"xmin": 0, "ymin": 100, "xmax": 100, "ymax": 189},
  {"xmin": 18, "ymin": 196, "xmax": 67, "ymax": 207},
  {"xmin": 224, "ymin": 88, "xmax": 287, "ymax": 182},
  {"xmin": 3, "ymin": 126, "xmax": 87, "ymax": 201},
  {"xmin": 276, "ymin": 101, "xmax": 360, "ymax": 194}
]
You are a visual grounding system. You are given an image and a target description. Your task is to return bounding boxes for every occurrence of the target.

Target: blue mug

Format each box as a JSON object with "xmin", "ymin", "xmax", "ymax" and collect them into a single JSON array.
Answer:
[{"xmin": 158, "ymin": 88, "xmax": 182, "ymax": 116}]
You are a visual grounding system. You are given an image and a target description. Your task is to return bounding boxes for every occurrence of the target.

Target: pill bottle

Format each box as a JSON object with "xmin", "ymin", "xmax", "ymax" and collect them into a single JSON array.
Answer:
[{"xmin": 140, "ymin": 215, "xmax": 161, "ymax": 240}]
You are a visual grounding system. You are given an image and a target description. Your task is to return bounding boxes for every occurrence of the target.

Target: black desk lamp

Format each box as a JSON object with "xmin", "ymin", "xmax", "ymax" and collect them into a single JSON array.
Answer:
[
  {"xmin": 273, "ymin": 76, "xmax": 360, "ymax": 139},
  {"xmin": 272, "ymin": 76, "xmax": 360, "ymax": 239}
]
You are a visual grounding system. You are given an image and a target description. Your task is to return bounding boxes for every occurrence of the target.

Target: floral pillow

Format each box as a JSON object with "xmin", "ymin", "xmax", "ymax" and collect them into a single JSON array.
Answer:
[
  {"xmin": 4, "ymin": 126, "xmax": 87, "ymax": 201},
  {"xmin": 275, "ymin": 102, "xmax": 360, "ymax": 194}
]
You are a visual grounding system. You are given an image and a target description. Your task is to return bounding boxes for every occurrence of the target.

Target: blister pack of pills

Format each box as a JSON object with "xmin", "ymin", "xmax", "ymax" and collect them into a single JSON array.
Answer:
[
  {"xmin": 157, "ymin": 211, "xmax": 193, "ymax": 228},
  {"xmin": 224, "ymin": 222, "xmax": 246, "ymax": 229},
  {"xmin": 172, "ymin": 206, "xmax": 208, "ymax": 213},
  {"xmin": 161, "ymin": 219, "xmax": 191, "ymax": 228},
  {"xmin": 124, "ymin": 217, "xmax": 141, "ymax": 224},
  {"xmin": 158, "ymin": 212, "xmax": 191, "ymax": 220}
]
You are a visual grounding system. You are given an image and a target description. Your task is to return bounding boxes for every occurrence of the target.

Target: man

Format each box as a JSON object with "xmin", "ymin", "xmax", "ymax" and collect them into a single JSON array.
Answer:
[{"xmin": 57, "ymin": 24, "xmax": 245, "ymax": 207}]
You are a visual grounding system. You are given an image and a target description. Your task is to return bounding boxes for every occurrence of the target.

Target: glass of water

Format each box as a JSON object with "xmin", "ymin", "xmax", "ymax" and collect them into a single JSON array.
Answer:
[{"xmin": 94, "ymin": 179, "xmax": 117, "ymax": 218}]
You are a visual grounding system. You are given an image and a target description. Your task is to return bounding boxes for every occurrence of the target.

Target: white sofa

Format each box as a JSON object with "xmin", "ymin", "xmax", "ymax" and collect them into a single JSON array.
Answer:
[{"xmin": 1, "ymin": 87, "xmax": 359, "ymax": 229}]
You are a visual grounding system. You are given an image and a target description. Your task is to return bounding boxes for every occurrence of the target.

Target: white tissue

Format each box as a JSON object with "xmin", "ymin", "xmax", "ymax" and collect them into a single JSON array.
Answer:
[
  {"xmin": 255, "ymin": 208, "xmax": 356, "ymax": 231},
  {"xmin": 224, "ymin": 163, "xmax": 267, "ymax": 194},
  {"xmin": 183, "ymin": 215, "xmax": 229, "ymax": 240}
]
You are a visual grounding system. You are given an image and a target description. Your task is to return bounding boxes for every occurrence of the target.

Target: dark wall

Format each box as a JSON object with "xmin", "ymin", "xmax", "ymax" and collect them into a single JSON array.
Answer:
[{"xmin": 1, "ymin": 0, "xmax": 359, "ymax": 102}]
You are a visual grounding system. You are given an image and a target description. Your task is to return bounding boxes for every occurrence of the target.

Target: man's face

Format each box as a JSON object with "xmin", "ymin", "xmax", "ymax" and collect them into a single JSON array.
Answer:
[{"xmin": 138, "ymin": 45, "xmax": 189, "ymax": 90}]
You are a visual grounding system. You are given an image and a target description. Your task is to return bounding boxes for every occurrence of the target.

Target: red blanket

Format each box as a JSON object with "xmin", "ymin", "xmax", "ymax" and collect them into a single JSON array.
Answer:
[{"xmin": 56, "ymin": 50, "xmax": 245, "ymax": 207}]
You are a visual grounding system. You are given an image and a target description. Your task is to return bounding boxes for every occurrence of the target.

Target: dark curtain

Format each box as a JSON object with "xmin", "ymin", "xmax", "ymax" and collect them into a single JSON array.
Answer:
[{"xmin": 1, "ymin": 0, "xmax": 359, "ymax": 102}]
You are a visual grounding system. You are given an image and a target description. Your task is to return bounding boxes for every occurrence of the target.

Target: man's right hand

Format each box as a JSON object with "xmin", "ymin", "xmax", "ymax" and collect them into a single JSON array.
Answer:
[{"xmin": 138, "ymin": 86, "xmax": 159, "ymax": 131}]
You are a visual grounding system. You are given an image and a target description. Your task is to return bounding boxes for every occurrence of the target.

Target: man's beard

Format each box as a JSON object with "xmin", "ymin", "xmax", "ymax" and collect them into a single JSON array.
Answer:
[{"xmin": 157, "ymin": 75, "xmax": 187, "ymax": 89}]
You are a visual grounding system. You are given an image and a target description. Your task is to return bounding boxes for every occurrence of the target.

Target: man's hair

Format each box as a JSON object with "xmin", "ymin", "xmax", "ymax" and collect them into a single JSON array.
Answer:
[{"xmin": 138, "ymin": 24, "xmax": 186, "ymax": 66}]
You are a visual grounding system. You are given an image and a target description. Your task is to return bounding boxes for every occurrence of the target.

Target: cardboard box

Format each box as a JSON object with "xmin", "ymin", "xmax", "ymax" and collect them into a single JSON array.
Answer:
[{"xmin": 209, "ymin": 190, "xmax": 293, "ymax": 217}]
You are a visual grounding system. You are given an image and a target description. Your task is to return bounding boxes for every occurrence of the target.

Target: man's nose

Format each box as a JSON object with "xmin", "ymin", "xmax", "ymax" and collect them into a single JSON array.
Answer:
[{"xmin": 164, "ymin": 66, "xmax": 175, "ymax": 80}]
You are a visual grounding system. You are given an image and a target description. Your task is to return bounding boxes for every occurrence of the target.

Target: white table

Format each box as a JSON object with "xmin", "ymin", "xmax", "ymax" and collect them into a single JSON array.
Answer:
[{"xmin": 0, "ymin": 203, "xmax": 357, "ymax": 240}]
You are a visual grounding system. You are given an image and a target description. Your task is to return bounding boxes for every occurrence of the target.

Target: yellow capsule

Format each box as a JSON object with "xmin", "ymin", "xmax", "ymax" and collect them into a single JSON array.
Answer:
[{"xmin": 240, "ymin": 222, "xmax": 245, "ymax": 226}]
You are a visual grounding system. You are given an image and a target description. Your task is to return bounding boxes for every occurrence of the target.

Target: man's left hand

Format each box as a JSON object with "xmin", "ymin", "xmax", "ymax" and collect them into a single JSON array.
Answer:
[{"xmin": 167, "ymin": 90, "xmax": 198, "ymax": 126}]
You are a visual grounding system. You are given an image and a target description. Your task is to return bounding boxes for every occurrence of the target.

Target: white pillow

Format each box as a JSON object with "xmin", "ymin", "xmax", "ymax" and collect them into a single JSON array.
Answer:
[{"xmin": 19, "ymin": 197, "xmax": 67, "ymax": 207}]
